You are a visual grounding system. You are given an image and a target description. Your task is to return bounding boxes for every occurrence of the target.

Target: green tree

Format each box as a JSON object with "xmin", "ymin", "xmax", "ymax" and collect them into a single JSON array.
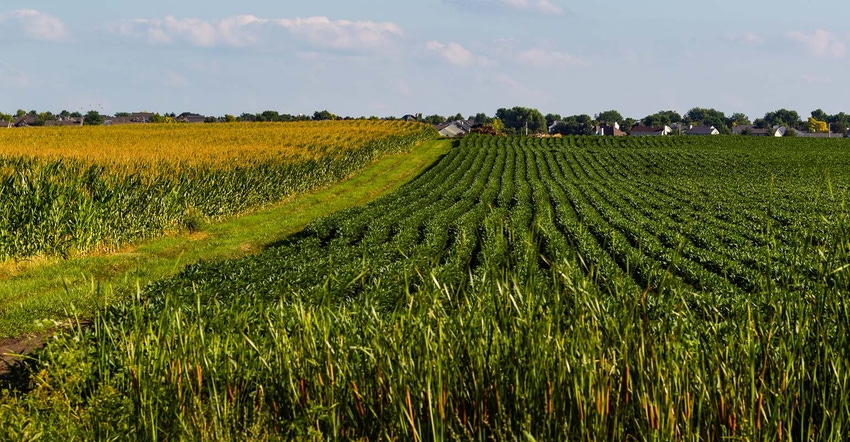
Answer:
[
  {"xmin": 642, "ymin": 110, "xmax": 682, "ymax": 127},
  {"xmin": 729, "ymin": 112, "xmax": 750, "ymax": 126},
  {"xmin": 763, "ymin": 109, "xmax": 802, "ymax": 130},
  {"xmin": 685, "ymin": 107, "xmax": 731, "ymax": 133},
  {"xmin": 811, "ymin": 109, "xmax": 828, "ymax": 122},
  {"xmin": 423, "ymin": 114, "xmax": 446, "ymax": 125},
  {"xmin": 828, "ymin": 112, "xmax": 850, "ymax": 134},
  {"xmin": 259, "ymin": 110, "xmax": 281, "ymax": 122},
  {"xmin": 473, "ymin": 113, "xmax": 492, "ymax": 125},
  {"xmin": 551, "ymin": 114, "xmax": 594, "ymax": 135},
  {"xmin": 495, "ymin": 106, "xmax": 547, "ymax": 135},
  {"xmin": 224, "ymin": 114, "xmax": 237, "ymax": 123},
  {"xmin": 83, "ymin": 110, "xmax": 103, "ymax": 126},
  {"xmin": 312, "ymin": 110, "xmax": 336, "ymax": 121},
  {"xmin": 594, "ymin": 110, "xmax": 623, "ymax": 124},
  {"xmin": 544, "ymin": 113, "xmax": 562, "ymax": 127}
]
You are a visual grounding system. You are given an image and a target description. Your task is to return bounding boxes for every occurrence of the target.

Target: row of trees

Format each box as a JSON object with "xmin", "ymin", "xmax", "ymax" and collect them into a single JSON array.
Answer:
[
  {"xmin": 426, "ymin": 107, "xmax": 850, "ymax": 136},
  {"xmin": 5, "ymin": 106, "xmax": 850, "ymax": 134}
]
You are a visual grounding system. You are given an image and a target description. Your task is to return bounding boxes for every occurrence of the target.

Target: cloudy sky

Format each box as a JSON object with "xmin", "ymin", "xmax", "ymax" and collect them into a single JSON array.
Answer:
[{"xmin": 1, "ymin": 0, "xmax": 848, "ymax": 120}]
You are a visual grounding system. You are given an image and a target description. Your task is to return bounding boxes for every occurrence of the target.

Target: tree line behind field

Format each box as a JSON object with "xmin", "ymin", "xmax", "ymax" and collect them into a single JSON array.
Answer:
[{"xmin": 3, "ymin": 106, "xmax": 849, "ymax": 136}]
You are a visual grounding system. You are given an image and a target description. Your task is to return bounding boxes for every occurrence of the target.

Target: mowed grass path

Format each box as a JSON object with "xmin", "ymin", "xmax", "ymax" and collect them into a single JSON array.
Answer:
[{"xmin": 0, "ymin": 139, "xmax": 451, "ymax": 338}]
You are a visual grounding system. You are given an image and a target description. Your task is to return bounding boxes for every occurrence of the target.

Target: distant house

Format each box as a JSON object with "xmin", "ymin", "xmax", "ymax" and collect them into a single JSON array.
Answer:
[
  {"xmin": 129, "ymin": 112, "xmax": 154, "ymax": 123},
  {"xmin": 772, "ymin": 126, "xmax": 787, "ymax": 137},
  {"xmin": 630, "ymin": 125, "xmax": 672, "ymax": 136},
  {"xmin": 790, "ymin": 129, "xmax": 842, "ymax": 138},
  {"xmin": 45, "ymin": 118, "xmax": 83, "ymax": 127},
  {"xmin": 13, "ymin": 115, "xmax": 37, "ymax": 127},
  {"xmin": 401, "ymin": 114, "xmax": 418, "ymax": 122},
  {"xmin": 732, "ymin": 124, "xmax": 769, "ymax": 136},
  {"xmin": 686, "ymin": 125, "xmax": 720, "ymax": 136},
  {"xmin": 436, "ymin": 120, "xmax": 471, "ymax": 137},
  {"xmin": 176, "ymin": 113, "xmax": 207, "ymax": 123},
  {"xmin": 594, "ymin": 122, "xmax": 626, "ymax": 136}
]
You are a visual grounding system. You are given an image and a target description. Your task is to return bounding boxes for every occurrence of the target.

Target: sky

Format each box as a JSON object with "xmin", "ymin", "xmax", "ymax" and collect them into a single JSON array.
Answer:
[{"xmin": 1, "ymin": 0, "xmax": 849, "ymax": 121}]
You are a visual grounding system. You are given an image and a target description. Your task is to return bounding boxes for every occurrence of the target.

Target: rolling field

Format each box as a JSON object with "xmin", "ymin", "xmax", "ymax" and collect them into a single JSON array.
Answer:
[
  {"xmin": 0, "ymin": 121, "xmax": 435, "ymax": 259},
  {"xmin": 2, "ymin": 134, "xmax": 850, "ymax": 440}
]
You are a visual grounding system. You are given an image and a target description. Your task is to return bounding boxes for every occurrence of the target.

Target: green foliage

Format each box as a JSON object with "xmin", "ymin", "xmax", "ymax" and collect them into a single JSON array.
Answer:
[
  {"xmin": 729, "ymin": 112, "xmax": 750, "ymax": 126},
  {"xmin": 312, "ymin": 110, "xmax": 336, "ymax": 121},
  {"xmin": 641, "ymin": 110, "xmax": 682, "ymax": 126},
  {"xmin": 423, "ymin": 114, "xmax": 446, "ymax": 125},
  {"xmin": 551, "ymin": 114, "xmax": 593, "ymax": 135},
  {"xmin": 495, "ymin": 106, "xmax": 547, "ymax": 135},
  {"xmin": 685, "ymin": 107, "xmax": 729, "ymax": 132},
  {"xmin": 763, "ymin": 108, "xmax": 802, "ymax": 129},
  {"xmin": 4, "ymin": 135, "xmax": 850, "ymax": 440},
  {"xmin": 594, "ymin": 109, "xmax": 624, "ymax": 124},
  {"xmin": 83, "ymin": 111, "xmax": 103, "ymax": 126}
]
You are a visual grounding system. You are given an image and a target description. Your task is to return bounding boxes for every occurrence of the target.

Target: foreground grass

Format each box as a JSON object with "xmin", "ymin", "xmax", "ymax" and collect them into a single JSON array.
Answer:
[{"xmin": 0, "ymin": 139, "xmax": 451, "ymax": 338}]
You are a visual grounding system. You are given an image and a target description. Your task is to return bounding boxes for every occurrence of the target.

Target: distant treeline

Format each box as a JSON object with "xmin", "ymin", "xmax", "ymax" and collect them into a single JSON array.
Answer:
[{"xmin": 4, "ymin": 106, "xmax": 849, "ymax": 136}]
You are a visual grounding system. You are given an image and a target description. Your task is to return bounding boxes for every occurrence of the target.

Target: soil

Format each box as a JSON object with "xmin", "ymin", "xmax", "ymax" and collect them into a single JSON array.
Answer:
[{"xmin": 0, "ymin": 333, "xmax": 48, "ymax": 380}]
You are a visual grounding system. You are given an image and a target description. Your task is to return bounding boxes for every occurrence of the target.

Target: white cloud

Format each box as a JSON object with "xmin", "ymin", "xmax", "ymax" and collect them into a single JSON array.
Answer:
[
  {"xmin": 787, "ymin": 29, "xmax": 846, "ymax": 58},
  {"xmin": 445, "ymin": 0, "xmax": 565, "ymax": 15},
  {"xmin": 426, "ymin": 41, "xmax": 492, "ymax": 67},
  {"xmin": 516, "ymin": 48, "xmax": 587, "ymax": 68},
  {"xmin": 110, "ymin": 15, "xmax": 402, "ymax": 50},
  {"xmin": 0, "ymin": 9, "xmax": 68, "ymax": 41},
  {"xmin": 275, "ymin": 17, "xmax": 402, "ymax": 50},
  {"xmin": 502, "ymin": 0, "xmax": 563, "ymax": 14}
]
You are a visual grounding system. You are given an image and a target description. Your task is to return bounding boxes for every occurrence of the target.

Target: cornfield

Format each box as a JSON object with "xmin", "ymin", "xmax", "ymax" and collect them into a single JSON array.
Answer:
[{"xmin": 0, "ymin": 121, "xmax": 436, "ymax": 259}]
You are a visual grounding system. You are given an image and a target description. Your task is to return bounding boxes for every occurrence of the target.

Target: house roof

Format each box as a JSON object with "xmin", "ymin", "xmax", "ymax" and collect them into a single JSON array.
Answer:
[
  {"xmin": 630, "ymin": 125, "xmax": 666, "ymax": 133},
  {"xmin": 594, "ymin": 124, "xmax": 626, "ymax": 136},
  {"xmin": 686, "ymin": 126, "xmax": 718, "ymax": 135},
  {"xmin": 436, "ymin": 120, "xmax": 470, "ymax": 137}
]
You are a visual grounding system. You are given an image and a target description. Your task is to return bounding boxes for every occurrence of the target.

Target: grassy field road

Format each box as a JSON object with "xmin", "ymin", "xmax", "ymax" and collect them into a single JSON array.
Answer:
[{"xmin": 0, "ymin": 139, "xmax": 451, "ymax": 343}]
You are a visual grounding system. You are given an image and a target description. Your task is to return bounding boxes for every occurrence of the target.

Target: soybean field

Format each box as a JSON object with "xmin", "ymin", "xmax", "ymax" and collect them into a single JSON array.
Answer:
[{"xmin": 2, "ymin": 134, "xmax": 850, "ymax": 440}]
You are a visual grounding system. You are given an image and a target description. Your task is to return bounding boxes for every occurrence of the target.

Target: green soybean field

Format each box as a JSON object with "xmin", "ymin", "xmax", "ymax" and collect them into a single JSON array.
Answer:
[{"xmin": 2, "ymin": 134, "xmax": 850, "ymax": 441}]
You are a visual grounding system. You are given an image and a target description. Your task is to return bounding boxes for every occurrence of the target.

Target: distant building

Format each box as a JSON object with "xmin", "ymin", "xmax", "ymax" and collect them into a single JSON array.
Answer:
[
  {"xmin": 176, "ymin": 113, "xmax": 207, "ymax": 123},
  {"xmin": 13, "ymin": 115, "xmax": 37, "ymax": 127},
  {"xmin": 594, "ymin": 122, "xmax": 626, "ymax": 136},
  {"xmin": 685, "ymin": 125, "xmax": 720, "ymax": 136},
  {"xmin": 630, "ymin": 125, "xmax": 672, "ymax": 136},
  {"xmin": 732, "ymin": 124, "xmax": 769, "ymax": 136},
  {"xmin": 436, "ymin": 120, "xmax": 471, "ymax": 137}
]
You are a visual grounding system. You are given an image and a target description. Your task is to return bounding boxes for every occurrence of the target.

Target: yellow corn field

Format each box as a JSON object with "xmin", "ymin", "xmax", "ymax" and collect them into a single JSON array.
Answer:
[{"xmin": 0, "ymin": 121, "xmax": 436, "ymax": 259}]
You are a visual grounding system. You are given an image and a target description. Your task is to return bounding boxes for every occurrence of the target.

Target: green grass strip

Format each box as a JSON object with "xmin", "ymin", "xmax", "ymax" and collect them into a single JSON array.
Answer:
[{"xmin": 0, "ymin": 139, "xmax": 451, "ymax": 338}]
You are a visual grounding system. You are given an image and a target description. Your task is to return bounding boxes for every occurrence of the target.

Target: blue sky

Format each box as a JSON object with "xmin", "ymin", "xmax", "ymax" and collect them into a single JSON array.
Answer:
[{"xmin": 1, "ymin": 1, "xmax": 848, "ymax": 121}]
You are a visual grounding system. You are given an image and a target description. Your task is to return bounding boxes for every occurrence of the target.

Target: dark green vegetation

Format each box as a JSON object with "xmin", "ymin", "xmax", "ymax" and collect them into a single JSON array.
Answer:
[{"xmin": 2, "ymin": 135, "xmax": 850, "ymax": 440}]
